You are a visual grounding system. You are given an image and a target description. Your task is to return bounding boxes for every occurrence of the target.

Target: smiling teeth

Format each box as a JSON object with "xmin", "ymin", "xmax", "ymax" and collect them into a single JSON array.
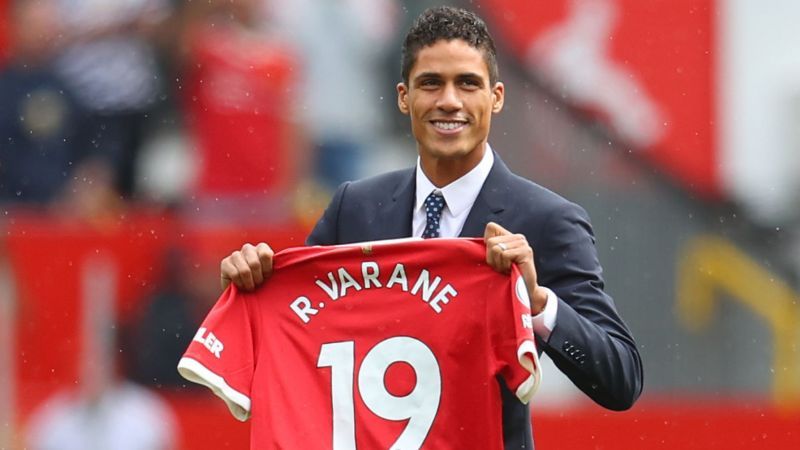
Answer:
[{"xmin": 433, "ymin": 121, "xmax": 464, "ymax": 130}]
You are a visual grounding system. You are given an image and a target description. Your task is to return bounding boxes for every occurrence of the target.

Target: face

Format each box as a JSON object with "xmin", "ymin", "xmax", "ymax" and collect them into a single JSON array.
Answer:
[
  {"xmin": 397, "ymin": 39, "xmax": 504, "ymax": 171},
  {"xmin": 13, "ymin": 0, "xmax": 60, "ymax": 61}
]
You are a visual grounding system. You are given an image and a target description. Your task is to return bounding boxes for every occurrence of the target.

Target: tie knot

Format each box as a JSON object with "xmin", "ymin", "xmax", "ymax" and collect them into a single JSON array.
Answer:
[
  {"xmin": 425, "ymin": 191, "xmax": 445, "ymax": 211},
  {"xmin": 422, "ymin": 191, "xmax": 446, "ymax": 239}
]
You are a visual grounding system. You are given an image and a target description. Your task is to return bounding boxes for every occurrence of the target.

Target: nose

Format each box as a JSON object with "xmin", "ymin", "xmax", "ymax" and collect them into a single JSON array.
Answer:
[{"xmin": 435, "ymin": 83, "xmax": 462, "ymax": 111}]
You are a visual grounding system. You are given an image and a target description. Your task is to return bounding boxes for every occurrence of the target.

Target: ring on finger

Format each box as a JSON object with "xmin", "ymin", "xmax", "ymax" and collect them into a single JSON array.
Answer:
[{"xmin": 496, "ymin": 242, "xmax": 508, "ymax": 252}]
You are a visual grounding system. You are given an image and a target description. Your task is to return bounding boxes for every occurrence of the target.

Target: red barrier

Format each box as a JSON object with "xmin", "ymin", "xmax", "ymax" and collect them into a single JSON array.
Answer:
[
  {"xmin": 162, "ymin": 392, "xmax": 250, "ymax": 449},
  {"xmin": 533, "ymin": 396, "xmax": 800, "ymax": 449},
  {"xmin": 154, "ymin": 393, "xmax": 800, "ymax": 449}
]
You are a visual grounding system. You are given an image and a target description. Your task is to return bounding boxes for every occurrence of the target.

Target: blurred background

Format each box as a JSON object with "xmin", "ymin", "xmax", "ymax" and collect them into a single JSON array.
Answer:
[{"xmin": 1, "ymin": 0, "xmax": 799, "ymax": 448}]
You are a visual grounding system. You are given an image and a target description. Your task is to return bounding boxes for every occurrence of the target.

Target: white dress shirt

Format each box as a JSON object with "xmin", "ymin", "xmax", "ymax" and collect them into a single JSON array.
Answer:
[{"xmin": 412, "ymin": 145, "xmax": 558, "ymax": 341}]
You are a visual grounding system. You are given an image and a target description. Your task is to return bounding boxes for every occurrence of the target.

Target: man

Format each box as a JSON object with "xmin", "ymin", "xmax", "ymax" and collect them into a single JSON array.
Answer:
[
  {"xmin": 0, "ymin": 0, "xmax": 81, "ymax": 204},
  {"xmin": 53, "ymin": 0, "xmax": 169, "ymax": 197},
  {"xmin": 220, "ymin": 6, "xmax": 643, "ymax": 448}
]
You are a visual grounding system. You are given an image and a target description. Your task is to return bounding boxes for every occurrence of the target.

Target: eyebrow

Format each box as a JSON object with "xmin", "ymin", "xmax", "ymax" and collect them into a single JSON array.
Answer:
[
  {"xmin": 412, "ymin": 71, "xmax": 486, "ymax": 83},
  {"xmin": 413, "ymin": 72, "xmax": 443, "ymax": 82},
  {"xmin": 457, "ymin": 72, "xmax": 485, "ymax": 80},
  {"xmin": 456, "ymin": 73, "xmax": 485, "ymax": 84}
]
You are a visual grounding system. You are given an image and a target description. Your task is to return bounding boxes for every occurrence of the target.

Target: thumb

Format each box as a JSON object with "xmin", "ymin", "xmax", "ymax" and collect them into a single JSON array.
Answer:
[{"xmin": 484, "ymin": 221, "xmax": 510, "ymax": 240}]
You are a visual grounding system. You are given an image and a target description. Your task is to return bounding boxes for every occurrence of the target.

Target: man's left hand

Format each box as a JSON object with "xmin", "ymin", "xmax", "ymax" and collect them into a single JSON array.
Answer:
[{"xmin": 484, "ymin": 222, "xmax": 548, "ymax": 314}]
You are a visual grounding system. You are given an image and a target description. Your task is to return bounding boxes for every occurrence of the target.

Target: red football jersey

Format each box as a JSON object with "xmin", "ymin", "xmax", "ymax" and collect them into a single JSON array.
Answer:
[{"xmin": 178, "ymin": 238, "xmax": 541, "ymax": 449}]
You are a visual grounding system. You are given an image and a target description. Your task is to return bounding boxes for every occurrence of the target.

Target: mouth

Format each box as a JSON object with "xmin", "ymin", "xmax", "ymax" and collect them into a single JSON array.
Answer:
[{"xmin": 430, "ymin": 120, "xmax": 468, "ymax": 134}]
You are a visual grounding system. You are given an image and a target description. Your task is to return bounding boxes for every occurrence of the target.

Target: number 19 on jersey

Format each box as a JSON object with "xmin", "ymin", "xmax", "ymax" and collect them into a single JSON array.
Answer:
[{"xmin": 317, "ymin": 336, "xmax": 442, "ymax": 450}]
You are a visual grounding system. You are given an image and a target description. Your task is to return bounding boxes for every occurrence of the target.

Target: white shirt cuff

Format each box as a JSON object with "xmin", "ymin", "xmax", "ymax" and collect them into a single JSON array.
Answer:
[{"xmin": 532, "ymin": 287, "xmax": 558, "ymax": 342}]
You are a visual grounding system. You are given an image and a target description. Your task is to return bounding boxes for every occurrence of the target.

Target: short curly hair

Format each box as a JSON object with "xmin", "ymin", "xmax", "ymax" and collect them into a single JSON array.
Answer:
[{"xmin": 401, "ymin": 6, "xmax": 499, "ymax": 85}]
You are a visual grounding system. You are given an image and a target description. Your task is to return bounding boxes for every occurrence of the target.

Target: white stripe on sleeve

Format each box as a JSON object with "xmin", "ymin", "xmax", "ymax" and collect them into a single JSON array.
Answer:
[
  {"xmin": 515, "ymin": 340, "xmax": 542, "ymax": 404},
  {"xmin": 177, "ymin": 357, "xmax": 252, "ymax": 421}
]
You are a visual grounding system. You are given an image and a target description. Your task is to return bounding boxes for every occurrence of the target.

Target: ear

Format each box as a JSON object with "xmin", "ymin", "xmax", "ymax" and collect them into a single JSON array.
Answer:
[
  {"xmin": 397, "ymin": 82, "xmax": 410, "ymax": 115},
  {"xmin": 491, "ymin": 81, "xmax": 505, "ymax": 113}
]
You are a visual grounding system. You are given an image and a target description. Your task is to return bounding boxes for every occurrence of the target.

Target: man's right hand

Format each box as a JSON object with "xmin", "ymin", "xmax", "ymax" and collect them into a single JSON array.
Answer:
[{"xmin": 220, "ymin": 242, "xmax": 274, "ymax": 291}]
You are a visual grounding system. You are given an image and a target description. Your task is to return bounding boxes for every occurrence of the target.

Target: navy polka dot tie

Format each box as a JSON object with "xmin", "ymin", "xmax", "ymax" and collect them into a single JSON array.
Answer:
[{"xmin": 422, "ymin": 191, "xmax": 446, "ymax": 238}]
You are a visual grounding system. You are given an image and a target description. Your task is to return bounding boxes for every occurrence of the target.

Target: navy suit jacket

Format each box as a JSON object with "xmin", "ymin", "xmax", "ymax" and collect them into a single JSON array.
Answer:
[{"xmin": 307, "ymin": 152, "xmax": 643, "ymax": 449}]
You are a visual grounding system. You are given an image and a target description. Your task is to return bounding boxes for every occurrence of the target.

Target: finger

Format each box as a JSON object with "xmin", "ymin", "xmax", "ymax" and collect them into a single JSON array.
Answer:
[
  {"xmin": 513, "ymin": 252, "xmax": 539, "ymax": 295},
  {"xmin": 486, "ymin": 238, "xmax": 512, "ymax": 273},
  {"xmin": 220, "ymin": 257, "xmax": 235, "ymax": 291},
  {"xmin": 247, "ymin": 242, "xmax": 274, "ymax": 287},
  {"xmin": 221, "ymin": 252, "xmax": 250, "ymax": 290},
  {"xmin": 485, "ymin": 228, "xmax": 520, "ymax": 252},
  {"xmin": 483, "ymin": 221, "xmax": 510, "ymax": 240},
  {"xmin": 490, "ymin": 235, "xmax": 532, "ymax": 273},
  {"xmin": 503, "ymin": 236, "xmax": 533, "ymax": 262},
  {"xmin": 242, "ymin": 244, "xmax": 264, "ymax": 286},
  {"xmin": 505, "ymin": 246, "xmax": 530, "ymax": 266},
  {"xmin": 231, "ymin": 250, "xmax": 256, "ymax": 291},
  {"xmin": 484, "ymin": 224, "xmax": 528, "ymax": 271},
  {"xmin": 487, "ymin": 234, "xmax": 519, "ymax": 258},
  {"xmin": 255, "ymin": 242, "xmax": 274, "ymax": 278},
  {"xmin": 496, "ymin": 245, "xmax": 514, "ymax": 273},
  {"xmin": 492, "ymin": 236, "xmax": 523, "ymax": 251},
  {"xmin": 486, "ymin": 237, "xmax": 500, "ymax": 268},
  {"xmin": 505, "ymin": 239, "xmax": 537, "ymax": 286}
]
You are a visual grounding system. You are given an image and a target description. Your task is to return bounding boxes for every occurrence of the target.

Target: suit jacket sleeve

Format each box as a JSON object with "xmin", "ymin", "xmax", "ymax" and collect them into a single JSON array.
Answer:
[{"xmin": 535, "ymin": 201, "xmax": 643, "ymax": 411}]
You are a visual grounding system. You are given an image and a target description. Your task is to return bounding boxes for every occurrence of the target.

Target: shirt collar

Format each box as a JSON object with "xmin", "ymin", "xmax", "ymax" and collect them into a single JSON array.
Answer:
[{"xmin": 415, "ymin": 144, "xmax": 495, "ymax": 216}]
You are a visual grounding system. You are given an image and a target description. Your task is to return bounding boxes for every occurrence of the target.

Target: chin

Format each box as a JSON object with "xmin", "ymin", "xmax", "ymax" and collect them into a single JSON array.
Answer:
[
  {"xmin": 426, "ymin": 141, "xmax": 473, "ymax": 158},
  {"xmin": 428, "ymin": 149, "xmax": 468, "ymax": 160}
]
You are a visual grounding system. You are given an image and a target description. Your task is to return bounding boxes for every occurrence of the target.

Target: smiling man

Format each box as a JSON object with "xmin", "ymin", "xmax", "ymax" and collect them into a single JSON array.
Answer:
[
  {"xmin": 397, "ymin": 37, "xmax": 503, "ymax": 187},
  {"xmin": 219, "ymin": 6, "xmax": 643, "ymax": 449}
]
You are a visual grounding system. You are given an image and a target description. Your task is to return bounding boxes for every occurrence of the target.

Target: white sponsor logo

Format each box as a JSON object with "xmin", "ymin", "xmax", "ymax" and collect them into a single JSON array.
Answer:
[{"xmin": 193, "ymin": 327, "xmax": 224, "ymax": 358}]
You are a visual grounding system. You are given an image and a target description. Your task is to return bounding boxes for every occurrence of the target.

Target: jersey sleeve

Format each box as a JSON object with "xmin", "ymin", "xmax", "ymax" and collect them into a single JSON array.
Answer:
[
  {"xmin": 491, "ymin": 265, "xmax": 542, "ymax": 404},
  {"xmin": 177, "ymin": 286, "xmax": 257, "ymax": 421}
]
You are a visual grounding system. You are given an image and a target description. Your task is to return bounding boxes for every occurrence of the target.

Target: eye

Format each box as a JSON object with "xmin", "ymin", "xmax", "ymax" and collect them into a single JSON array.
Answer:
[
  {"xmin": 419, "ymin": 79, "xmax": 441, "ymax": 89},
  {"xmin": 459, "ymin": 79, "xmax": 481, "ymax": 89}
]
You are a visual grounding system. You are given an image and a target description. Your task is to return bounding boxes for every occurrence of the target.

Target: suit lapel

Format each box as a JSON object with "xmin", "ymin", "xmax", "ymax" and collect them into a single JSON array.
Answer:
[
  {"xmin": 377, "ymin": 169, "xmax": 415, "ymax": 240},
  {"xmin": 459, "ymin": 152, "xmax": 513, "ymax": 237}
]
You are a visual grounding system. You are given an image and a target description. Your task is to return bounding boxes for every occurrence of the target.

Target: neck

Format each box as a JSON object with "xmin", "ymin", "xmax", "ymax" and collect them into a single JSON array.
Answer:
[{"xmin": 420, "ymin": 145, "xmax": 487, "ymax": 188}]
